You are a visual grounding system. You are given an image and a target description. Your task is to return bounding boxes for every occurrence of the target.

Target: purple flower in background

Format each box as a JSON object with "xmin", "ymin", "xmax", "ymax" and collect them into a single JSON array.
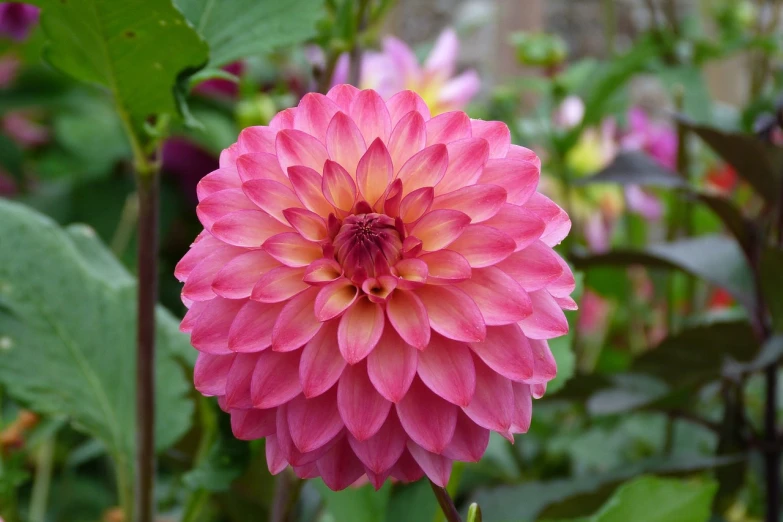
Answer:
[
  {"xmin": 193, "ymin": 61, "xmax": 244, "ymax": 99},
  {"xmin": 332, "ymin": 29, "xmax": 480, "ymax": 115},
  {"xmin": 161, "ymin": 138, "xmax": 218, "ymax": 205},
  {"xmin": 622, "ymin": 107, "xmax": 677, "ymax": 170},
  {"xmin": 0, "ymin": 3, "xmax": 40, "ymax": 42}
]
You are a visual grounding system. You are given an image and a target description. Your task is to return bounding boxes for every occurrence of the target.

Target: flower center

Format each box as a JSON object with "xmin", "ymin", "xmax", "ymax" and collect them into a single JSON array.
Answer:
[{"xmin": 333, "ymin": 213, "xmax": 402, "ymax": 280}]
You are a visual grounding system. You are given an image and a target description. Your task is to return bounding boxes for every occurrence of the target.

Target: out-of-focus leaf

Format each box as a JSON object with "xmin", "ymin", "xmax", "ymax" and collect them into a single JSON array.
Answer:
[
  {"xmin": 314, "ymin": 481, "xmax": 391, "ymax": 522},
  {"xmin": 384, "ymin": 481, "xmax": 438, "ymax": 522},
  {"xmin": 0, "ymin": 200, "xmax": 194, "ymax": 496},
  {"xmin": 577, "ymin": 151, "xmax": 683, "ymax": 187},
  {"xmin": 0, "ymin": 134, "xmax": 23, "ymax": 181},
  {"xmin": 694, "ymin": 192, "xmax": 752, "ymax": 253},
  {"xmin": 176, "ymin": 0, "xmax": 324, "ymax": 69},
  {"xmin": 29, "ymin": 0, "xmax": 208, "ymax": 126},
  {"xmin": 680, "ymin": 119, "xmax": 783, "ymax": 203},
  {"xmin": 572, "ymin": 235, "xmax": 755, "ymax": 311},
  {"xmin": 725, "ymin": 336, "xmax": 783, "ymax": 377},
  {"xmin": 184, "ymin": 434, "xmax": 250, "ymax": 492},
  {"xmin": 713, "ymin": 381, "xmax": 747, "ymax": 513},
  {"xmin": 467, "ymin": 503, "xmax": 482, "ymax": 522},
  {"xmin": 587, "ymin": 374, "xmax": 669, "ymax": 416},
  {"xmin": 761, "ymin": 247, "xmax": 783, "ymax": 333},
  {"xmin": 657, "ymin": 66, "xmax": 712, "ymax": 122},
  {"xmin": 472, "ymin": 455, "xmax": 738, "ymax": 522}
]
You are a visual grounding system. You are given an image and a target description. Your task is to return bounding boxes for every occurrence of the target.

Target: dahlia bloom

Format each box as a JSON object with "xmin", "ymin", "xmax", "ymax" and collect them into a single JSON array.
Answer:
[
  {"xmin": 334, "ymin": 29, "xmax": 480, "ymax": 116},
  {"xmin": 176, "ymin": 86, "xmax": 574, "ymax": 490}
]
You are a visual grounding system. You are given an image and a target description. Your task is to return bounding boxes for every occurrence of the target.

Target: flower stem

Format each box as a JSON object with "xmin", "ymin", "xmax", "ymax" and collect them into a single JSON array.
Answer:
[
  {"xmin": 134, "ymin": 162, "xmax": 160, "ymax": 522},
  {"xmin": 429, "ymin": 480, "xmax": 463, "ymax": 522},
  {"xmin": 28, "ymin": 436, "xmax": 55, "ymax": 522},
  {"xmin": 348, "ymin": 0, "xmax": 371, "ymax": 87}
]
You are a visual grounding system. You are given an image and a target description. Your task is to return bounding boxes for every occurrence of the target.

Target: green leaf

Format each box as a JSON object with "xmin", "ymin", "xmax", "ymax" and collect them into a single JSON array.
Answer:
[
  {"xmin": 384, "ymin": 481, "xmax": 438, "ymax": 522},
  {"xmin": 577, "ymin": 151, "xmax": 684, "ymax": 188},
  {"xmin": 176, "ymin": 0, "xmax": 325, "ymax": 69},
  {"xmin": 694, "ymin": 193, "xmax": 752, "ymax": 254},
  {"xmin": 587, "ymin": 476, "xmax": 717, "ymax": 522},
  {"xmin": 183, "ymin": 434, "xmax": 250, "ymax": 492},
  {"xmin": 761, "ymin": 247, "xmax": 783, "ymax": 333},
  {"xmin": 0, "ymin": 200, "xmax": 194, "ymax": 498},
  {"xmin": 315, "ymin": 480, "xmax": 392, "ymax": 522},
  {"xmin": 571, "ymin": 235, "xmax": 755, "ymax": 312},
  {"xmin": 29, "ymin": 0, "xmax": 208, "ymax": 127},
  {"xmin": 467, "ymin": 503, "xmax": 482, "ymax": 522},
  {"xmin": 680, "ymin": 119, "xmax": 783, "ymax": 204}
]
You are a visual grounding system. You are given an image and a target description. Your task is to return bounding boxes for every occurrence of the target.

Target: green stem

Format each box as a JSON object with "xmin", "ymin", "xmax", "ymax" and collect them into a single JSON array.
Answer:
[
  {"xmin": 602, "ymin": 0, "xmax": 616, "ymax": 56},
  {"xmin": 433, "ymin": 463, "xmax": 465, "ymax": 522},
  {"xmin": 28, "ymin": 436, "xmax": 55, "ymax": 522},
  {"xmin": 181, "ymin": 396, "xmax": 219, "ymax": 522},
  {"xmin": 110, "ymin": 192, "xmax": 139, "ymax": 257}
]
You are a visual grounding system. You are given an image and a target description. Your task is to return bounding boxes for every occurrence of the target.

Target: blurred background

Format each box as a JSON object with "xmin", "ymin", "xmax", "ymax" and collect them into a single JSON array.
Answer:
[{"xmin": 1, "ymin": 0, "xmax": 782, "ymax": 521}]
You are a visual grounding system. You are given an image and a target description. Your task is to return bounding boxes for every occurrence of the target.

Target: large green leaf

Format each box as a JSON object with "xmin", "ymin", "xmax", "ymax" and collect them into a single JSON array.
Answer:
[
  {"xmin": 577, "ymin": 151, "xmax": 683, "ymax": 188},
  {"xmin": 29, "ymin": 0, "xmax": 208, "ymax": 126},
  {"xmin": 315, "ymin": 480, "xmax": 392, "ymax": 522},
  {"xmin": 175, "ymin": 0, "xmax": 325, "ymax": 69},
  {"xmin": 761, "ymin": 247, "xmax": 783, "ymax": 333},
  {"xmin": 585, "ymin": 476, "xmax": 716, "ymax": 522},
  {"xmin": 0, "ymin": 200, "xmax": 193, "ymax": 496}
]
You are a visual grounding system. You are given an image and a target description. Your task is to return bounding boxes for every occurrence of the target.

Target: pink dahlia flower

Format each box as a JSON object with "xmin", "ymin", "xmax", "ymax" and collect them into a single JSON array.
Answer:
[
  {"xmin": 333, "ymin": 29, "xmax": 480, "ymax": 116},
  {"xmin": 176, "ymin": 86, "xmax": 574, "ymax": 490}
]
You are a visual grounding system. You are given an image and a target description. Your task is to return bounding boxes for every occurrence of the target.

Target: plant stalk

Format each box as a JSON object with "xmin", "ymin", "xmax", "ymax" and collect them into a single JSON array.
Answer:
[
  {"xmin": 28, "ymin": 436, "xmax": 55, "ymax": 522},
  {"xmin": 429, "ymin": 481, "xmax": 463, "ymax": 522},
  {"xmin": 765, "ymin": 364, "xmax": 780, "ymax": 522},
  {"xmin": 348, "ymin": 0, "xmax": 371, "ymax": 87},
  {"xmin": 135, "ymin": 165, "xmax": 160, "ymax": 522}
]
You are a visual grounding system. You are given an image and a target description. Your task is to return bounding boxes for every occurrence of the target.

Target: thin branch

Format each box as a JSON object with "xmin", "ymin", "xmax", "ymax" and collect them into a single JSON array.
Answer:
[{"xmin": 429, "ymin": 481, "xmax": 463, "ymax": 522}]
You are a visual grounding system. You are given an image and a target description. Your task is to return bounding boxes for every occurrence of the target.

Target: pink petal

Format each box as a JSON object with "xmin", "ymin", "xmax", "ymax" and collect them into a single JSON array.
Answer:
[
  {"xmin": 463, "ymin": 356, "xmax": 513, "ymax": 437},
  {"xmin": 213, "ymin": 250, "xmax": 280, "ymax": 299},
  {"xmin": 393, "ymin": 258, "xmax": 428, "ymax": 289},
  {"xmin": 350, "ymin": 89, "xmax": 392, "ymax": 144},
  {"xmin": 338, "ymin": 296, "xmax": 384, "ymax": 364},
  {"xmin": 388, "ymin": 111, "xmax": 427, "ymax": 173},
  {"xmin": 399, "ymin": 187, "xmax": 434, "ymax": 224},
  {"xmin": 271, "ymin": 287, "xmax": 323, "ymax": 351},
  {"xmin": 407, "ymin": 442, "xmax": 452, "ymax": 487},
  {"xmin": 219, "ymin": 143, "xmax": 241, "ymax": 170},
  {"xmin": 196, "ymin": 168, "xmax": 241, "ymax": 201},
  {"xmin": 431, "ymin": 184, "xmax": 505, "ymax": 223},
  {"xmin": 251, "ymin": 266, "xmax": 308, "ymax": 303},
  {"xmin": 263, "ymin": 232, "xmax": 323, "ymax": 267},
  {"xmin": 282, "ymin": 208, "xmax": 328, "ymax": 242},
  {"xmin": 314, "ymin": 278, "xmax": 359, "ymax": 321},
  {"xmin": 183, "ymin": 246, "xmax": 246, "ymax": 302},
  {"xmin": 180, "ymin": 301, "xmax": 206, "ymax": 333},
  {"xmin": 322, "ymin": 160, "xmax": 357, "ymax": 212},
  {"xmin": 265, "ymin": 435, "xmax": 288, "ymax": 474},
  {"xmin": 424, "ymin": 28, "xmax": 458, "ymax": 77},
  {"xmin": 288, "ymin": 165, "xmax": 334, "ymax": 217},
  {"xmin": 409, "ymin": 209, "xmax": 470, "ymax": 251},
  {"xmin": 417, "ymin": 333, "xmax": 476, "ymax": 406},
  {"xmin": 303, "ymin": 258, "xmax": 343, "ymax": 285},
  {"xmin": 196, "ymin": 189, "xmax": 257, "ymax": 230},
  {"xmin": 386, "ymin": 90, "xmax": 431, "ymax": 124},
  {"xmin": 479, "ymin": 159, "xmax": 539, "ymax": 206},
  {"xmin": 390, "ymin": 450, "xmax": 425, "ymax": 482},
  {"xmin": 506, "ymin": 144, "xmax": 541, "ymax": 169},
  {"xmin": 237, "ymin": 126, "xmax": 277, "ymax": 155},
  {"xmin": 194, "ymin": 352, "xmax": 235, "ymax": 396},
  {"xmin": 294, "ymin": 93, "xmax": 341, "ymax": 143},
  {"xmin": 294, "ymin": 463, "xmax": 320, "ymax": 479},
  {"xmin": 468, "ymin": 323, "xmax": 534, "ymax": 381},
  {"xmin": 338, "ymin": 361, "xmax": 392, "ymax": 441},
  {"xmin": 437, "ymin": 70, "xmax": 480, "ymax": 111},
  {"xmin": 555, "ymin": 295, "xmax": 578, "ymax": 310},
  {"xmin": 386, "ymin": 289, "xmax": 431, "ymax": 349},
  {"xmin": 236, "ymin": 152, "xmax": 289, "ymax": 185},
  {"xmin": 447, "ymin": 224, "xmax": 515, "ymax": 267},
  {"xmin": 418, "ymin": 250, "xmax": 471, "ymax": 285},
  {"xmin": 231, "ymin": 408, "xmax": 277, "ymax": 440},
  {"xmin": 548, "ymin": 253, "xmax": 576, "ymax": 298},
  {"xmin": 396, "ymin": 377, "xmax": 457, "ymax": 453},
  {"xmin": 348, "ymin": 411, "xmax": 407, "ymax": 474},
  {"xmin": 382, "ymin": 36, "xmax": 420, "ymax": 80},
  {"xmin": 518, "ymin": 290, "xmax": 569, "ymax": 340},
  {"xmin": 356, "ymin": 138, "xmax": 393, "ymax": 208},
  {"xmin": 416, "ymin": 285, "xmax": 486, "ymax": 342},
  {"xmin": 458, "ymin": 266, "xmax": 532, "ymax": 325},
  {"xmin": 527, "ymin": 339, "xmax": 557, "ymax": 384},
  {"xmin": 326, "ymin": 111, "xmax": 367, "ymax": 175},
  {"xmin": 482, "ymin": 204, "xmax": 545, "ymax": 250},
  {"xmin": 191, "ymin": 298, "xmax": 247, "ymax": 354},
  {"xmin": 276, "ymin": 404, "xmax": 340, "ymax": 467},
  {"xmin": 510, "ymin": 382, "xmax": 533, "ymax": 433},
  {"xmin": 175, "ymin": 232, "xmax": 222, "ymax": 281},
  {"xmin": 367, "ymin": 327, "xmax": 418, "ymax": 403},
  {"xmin": 397, "ymin": 144, "xmax": 449, "ymax": 195},
  {"xmin": 276, "ymin": 129, "xmax": 329, "ymax": 173},
  {"xmin": 436, "ymin": 138, "xmax": 489, "ymax": 195},
  {"xmin": 300, "ymin": 320, "xmax": 346, "ymax": 398},
  {"xmin": 443, "ymin": 411, "xmax": 489, "ymax": 462},
  {"xmin": 287, "ymin": 387, "xmax": 344, "ymax": 453},
  {"xmin": 524, "ymin": 193, "xmax": 571, "ymax": 247},
  {"xmin": 212, "ymin": 210, "xmax": 291, "ymax": 248},
  {"xmin": 228, "ymin": 300, "xmax": 285, "ymax": 352},
  {"xmin": 251, "ymin": 349, "xmax": 303, "ymax": 408},
  {"xmin": 224, "ymin": 353, "xmax": 259, "ymax": 409},
  {"xmin": 317, "ymin": 436, "xmax": 366, "ymax": 491},
  {"xmin": 471, "ymin": 120, "xmax": 510, "ymax": 158},
  {"xmin": 426, "ymin": 111, "xmax": 471, "ymax": 145},
  {"xmin": 326, "ymin": 84, "xmax": 360, "ymax": 112},
  {"xmin": 531, "ymin": 383, "xmax": 547, "ymax": 399},
  {"xmin": 242, "ymin": 179, "xmax": 302, "ymax": 224},
  {"xmin": 495, "ymin": 241, "xmax": 564, "ymax": 292}
]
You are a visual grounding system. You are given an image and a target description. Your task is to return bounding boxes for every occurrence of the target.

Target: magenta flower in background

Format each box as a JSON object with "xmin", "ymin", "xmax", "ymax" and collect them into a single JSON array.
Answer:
[
  {"xmin": 162, "ymin": 138, "xmax": 219, "ymax": 205},
  {"xmin": 334, "ymin": 29, "xmax": 480, "ymax": 115},
  {"xmin": 0, "ymin": 3, "xmax": 39, "ymax": 41},
  {"xmin": 176, "ymin": 85, "xmax": 574, "ymax": 490},
  {"xmin": 193, "ymin": 62, "xmax": 244, "ymax": 99},
  {"xmin": 622, "ymin": 106, "xmax": 677, "ymax": 170}
]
